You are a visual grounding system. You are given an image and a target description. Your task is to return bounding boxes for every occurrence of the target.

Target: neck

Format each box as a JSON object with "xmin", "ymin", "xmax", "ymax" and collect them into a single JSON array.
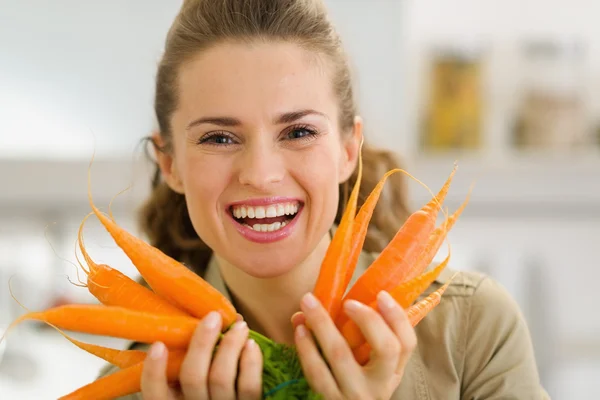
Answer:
[{"xmin": 214, "ymin": 234, "xmax": 331, "ymax": 345}]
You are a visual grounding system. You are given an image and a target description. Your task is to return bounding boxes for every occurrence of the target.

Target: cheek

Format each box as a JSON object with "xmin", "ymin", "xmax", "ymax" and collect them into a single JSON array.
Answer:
[
  {"xmin": 294, "ymin": 142, "xmax": 343, "ymax": 212},
  {"xmin": 178, "ymin": 154, "xmax": 232, "ymax": 224}
]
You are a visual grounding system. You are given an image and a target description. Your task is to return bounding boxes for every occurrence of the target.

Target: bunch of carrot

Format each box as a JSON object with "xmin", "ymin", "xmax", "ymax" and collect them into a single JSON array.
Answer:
[{"xmin": 0, "ymin": 149, "xmax": 469, "ymax": 399}]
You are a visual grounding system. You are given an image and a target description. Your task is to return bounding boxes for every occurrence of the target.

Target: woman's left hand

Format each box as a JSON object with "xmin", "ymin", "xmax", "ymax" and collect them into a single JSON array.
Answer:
[{"xmin": 291, "ymin": 291, "xmax": 416, "ymax": 400}]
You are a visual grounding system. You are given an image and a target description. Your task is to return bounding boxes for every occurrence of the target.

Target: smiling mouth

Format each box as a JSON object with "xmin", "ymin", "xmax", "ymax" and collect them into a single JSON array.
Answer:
[{"xmin": 229, "ymin": 201, "xmax": 302, "ymax": 232}]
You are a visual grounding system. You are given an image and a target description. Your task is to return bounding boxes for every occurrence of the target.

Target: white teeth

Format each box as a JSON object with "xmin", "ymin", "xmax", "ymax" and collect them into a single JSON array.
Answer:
[
  {"xmin": 232, "ymin": 202, "xmax": 300, "ymax": 219},
  {"xmin": 266, "ymin": 206, "xmax": 277, "ymax": 218},
  {"xmin": 245, "ymin": 221, "xmax": 287, "ymax": 232},
  {"xmin": 254, "ymin": 206, "xmax": 266, "ymax": 219}
]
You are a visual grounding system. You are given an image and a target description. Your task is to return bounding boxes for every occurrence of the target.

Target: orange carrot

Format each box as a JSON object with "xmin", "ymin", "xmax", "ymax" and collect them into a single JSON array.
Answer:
[
  {"xmin": 76, "ymin": 212, "xmax": 189, "ymax": 317},
  {"xmin": 48, "ymin": 322, "xmax": 146, "ymax": 368},
  {"xmin": 340, "ymin": 249, "xmax": 451, "ymax": 349},
  {"xmin": 312, "ymin": 138, "xmax": 364, "ymax": 318},
  {"xmin": 407, "ymin": 275, "xmax": 455, "ymax": 326},
  {"xmin": 340, "ymin": 168, "xmax": 402, "ymax": 303},
  {"xmin": 401, "ymin": 187, "xmax": 471, "ymax": 283},
  {"xmin": 85, "ymin": 158, "xmax": 237, "ymax": 327},
  {"xmin": 336, "ymin": 165, "xmax": 456, "ymax": 328},
  {"xmin": 59, "ymin": 350, "xmax": 186, "ymax": 400},
  {"xmin": 7, "ymin": 304, "xmax": 199, "ymax": 349},
  {"xmin": 353, "ymin": 341, "xmax": 371, "ymax": 366},
  {"xmin": 351, "ymin": 275, "xmax": 455, "ymax": 366}
]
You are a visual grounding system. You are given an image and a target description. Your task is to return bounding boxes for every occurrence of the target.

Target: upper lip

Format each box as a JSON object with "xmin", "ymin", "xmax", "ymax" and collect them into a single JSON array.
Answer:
[{"xmin": 227, "ymin": 196, "xmax": 303, "ymax": 208}]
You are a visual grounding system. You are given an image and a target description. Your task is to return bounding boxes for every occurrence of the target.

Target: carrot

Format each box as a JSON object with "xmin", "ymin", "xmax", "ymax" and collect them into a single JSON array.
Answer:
[
  {"xmin": 340, "ymin": 248, "xmax": 451, "ymax": 349},
  {"xmin": 401, "ymin": 186, "xmax": 471, "ymax": 283},
  {"xmin": 85, "ymin": 156, "xmax": 237, "ymax": 327},
  {"xmin": 339, "ymin": 168, "xmax": 402, "ymax": 305},
  {"xmin": 312, "ymin": 138, "xmax": 364, "ymax": 318},
  {"xmin": 58, "ymin": 350, "xmax": 186, "ymax": 400},
  {"xmin": 76, "ymin": 211, "xmax": 189, "ymax": 317},
  {"xmin": 352, "ymin": 341, "xmax": 372, "ymax": 366},
  {"xmin": 48, "ymin": 322, "xmax": 147, "ymax": 368},
  {"xmin": 407, "ymin": 275, "xmax": 455, "ymax": 326},
  {"xmin": 335, "ymin": 165, "xmax": 457, "ymax": 328},
  {"xmin": 6, "ymin": 304, "xmax": 200, "ymax": 349},
  {"xmin": 351, "ymin": 275, "xmax": 456, "ymax": 366}
]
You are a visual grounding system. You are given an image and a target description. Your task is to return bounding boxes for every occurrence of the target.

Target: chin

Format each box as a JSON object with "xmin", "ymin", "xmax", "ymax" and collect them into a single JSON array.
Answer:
[{"xmin": 233, "ymin": 251, "xmax": 303, "ymax": 279}]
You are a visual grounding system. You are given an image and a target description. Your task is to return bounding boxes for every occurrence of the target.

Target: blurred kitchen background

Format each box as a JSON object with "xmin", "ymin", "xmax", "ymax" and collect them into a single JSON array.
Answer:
[{"xmin": 1, "ymin": 0, "xmax": 599, "ymax": 398}]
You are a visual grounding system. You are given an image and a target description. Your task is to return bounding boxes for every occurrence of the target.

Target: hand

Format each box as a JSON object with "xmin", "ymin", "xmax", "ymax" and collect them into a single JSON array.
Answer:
[
  {"xmin": 140, "ymin": 312, "xmax": 263, "ymax": 400},
  {"xmin": 291, "ymin": 291, "xmax": 417, "ymax": 400}
]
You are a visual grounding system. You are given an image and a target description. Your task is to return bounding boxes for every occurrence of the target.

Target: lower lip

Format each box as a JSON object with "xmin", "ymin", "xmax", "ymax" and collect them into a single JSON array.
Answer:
[{"xmin": 228, "ymin": 207, "xmax": 302, "ymax": 244}]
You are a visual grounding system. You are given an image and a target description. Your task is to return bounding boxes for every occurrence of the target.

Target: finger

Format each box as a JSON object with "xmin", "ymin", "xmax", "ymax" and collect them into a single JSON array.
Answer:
[
  {"xmin": 376, "ymin": 291, "xmax": 417, "ymax": 375},
  {"xmin": 140, "ymin": 342, "xmax": 172, "ymax": 400},
  {"xmin": 343, "ymin": 297, "xmax": 400, "ymax": 377},
  {"xmin": 290, "ymin": 311, "xmax": 305, "ymax": 329},
  {"xmin": 179, "ymin": 311, "xmax": 223, "ymax": 400},
  {"xmin": 208, "ymin": 321, "xmax": 249, "ymax": 400},
  {"xmin": 237, "ymin": 338, "xmax": 263, "ymax": 400},
  {"xmin": 294, "ymin": 323, "xmax": 341, "ymax": 399},
  {"xmin": 300, "ymin": 293, "xmax": 363, "ymax": 394}
]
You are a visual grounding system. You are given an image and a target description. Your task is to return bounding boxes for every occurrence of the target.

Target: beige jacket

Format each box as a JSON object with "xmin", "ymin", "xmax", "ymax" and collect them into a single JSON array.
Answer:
[{"xmin": 98, "ymin": 251, "xmax": 550, "ymax": 399}]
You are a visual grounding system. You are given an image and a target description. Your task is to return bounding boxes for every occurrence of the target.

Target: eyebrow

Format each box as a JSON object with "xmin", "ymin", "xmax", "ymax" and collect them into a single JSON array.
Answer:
[{"xmin": 185, "ymin": 109, "xmax": 327, "ymax": 130}]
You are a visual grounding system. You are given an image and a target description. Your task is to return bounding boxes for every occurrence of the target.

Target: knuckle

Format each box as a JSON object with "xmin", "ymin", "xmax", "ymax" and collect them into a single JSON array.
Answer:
[
  {"xmin": 237, "ymin": 384, "xmax": 262, "ymax": 400},
  {"xmin": 302, "ymin": 358, "xmax": 323, "ymax": 381},
  {"xmin": 208, "ymin": 368, "xmax": 232, "ymax": 392},
  {"xmin": 179, "ymin": 372, "xmax": 205, "ymax": 392},
  {"xmin": 327, "ymin": 343, "xmax": 350, "ymax": 364},
  {"xmin": 347, "ymin": 390, "xmax": 369, "ymax": 400},
  {"xmin": 377, "ymin": 336, "xmax": 401, "ymax": 356},
  {"xmin": 179, "ymin": 364, "xmax": 206, "ymax": 391},
  {"xmin": 403, "ymin": 331, "xmax": 418, "ymax": 352}
]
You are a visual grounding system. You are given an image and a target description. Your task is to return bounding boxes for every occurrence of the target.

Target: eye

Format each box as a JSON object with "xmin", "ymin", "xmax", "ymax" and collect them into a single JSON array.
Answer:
[
  {"xmin": 198, "ymin": 132, "xmax": 237, "ymax": 146},
  {"xmin": 286, "ymin": 125, "xmax": 318, "ymax": 141}
]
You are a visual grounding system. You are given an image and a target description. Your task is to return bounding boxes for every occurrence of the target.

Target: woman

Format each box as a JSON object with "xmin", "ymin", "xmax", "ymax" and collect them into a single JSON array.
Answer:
[{"xmin": 99, "ymin": 0, "xmax": 550, "ymax": 398}]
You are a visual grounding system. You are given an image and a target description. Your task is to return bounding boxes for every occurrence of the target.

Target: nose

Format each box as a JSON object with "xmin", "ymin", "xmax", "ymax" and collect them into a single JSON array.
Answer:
[{"xmin": 237, "ymin": 142, "xmax": 285, "ymax": 191}]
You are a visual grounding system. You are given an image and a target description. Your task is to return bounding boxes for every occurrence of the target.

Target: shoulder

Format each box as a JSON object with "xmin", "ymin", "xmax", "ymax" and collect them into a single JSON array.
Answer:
[{"xmin": 359, "ymin": 251, "xmax": 548, "ymax": 398}]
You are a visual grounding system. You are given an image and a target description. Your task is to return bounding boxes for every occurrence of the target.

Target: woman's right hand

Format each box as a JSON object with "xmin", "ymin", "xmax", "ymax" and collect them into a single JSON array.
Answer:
[{"xmin": 140, "ymin": 311, "xmax": 263, "ymax": 400}]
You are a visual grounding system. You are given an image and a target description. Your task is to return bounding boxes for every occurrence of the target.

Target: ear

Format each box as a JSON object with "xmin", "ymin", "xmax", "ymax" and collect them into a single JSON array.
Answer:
[
  {"xmin": 338, "ymin": 116, "xmax": 363, "ymax": 183},
  {"xmin": 152, "ymin": 133, "xmax": 185, "ymax": 194}
]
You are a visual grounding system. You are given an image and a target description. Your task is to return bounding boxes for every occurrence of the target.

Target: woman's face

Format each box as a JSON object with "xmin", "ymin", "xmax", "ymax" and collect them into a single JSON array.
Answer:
[{"xmin": 158, "ymin": 41, "xmax": 360, "ymax": 278}]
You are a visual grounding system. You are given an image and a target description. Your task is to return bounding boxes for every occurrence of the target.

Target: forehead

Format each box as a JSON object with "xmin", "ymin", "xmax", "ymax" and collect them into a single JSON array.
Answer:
[{"xmin": 175, "ymin": 41, "xmax": 337, "ymax": 119}]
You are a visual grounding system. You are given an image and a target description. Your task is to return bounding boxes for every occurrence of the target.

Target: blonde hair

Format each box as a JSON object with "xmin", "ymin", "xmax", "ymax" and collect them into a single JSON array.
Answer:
[{"xmin": 139, "ymin": 0, "xmax": 411, "ymax": 276}]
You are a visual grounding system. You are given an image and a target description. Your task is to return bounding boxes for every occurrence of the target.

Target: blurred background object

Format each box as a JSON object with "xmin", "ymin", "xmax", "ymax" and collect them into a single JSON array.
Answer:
[
  {"xmin": 420, "ymin": 43, "xmax": 485, "ymax": 151},
  {"xmin": 1, "ymin": 0, "xmax": 599, "ymax": 399},
  {"xmin": 512, "ymin": 38, "xmax": 589, "ymax": 150}
]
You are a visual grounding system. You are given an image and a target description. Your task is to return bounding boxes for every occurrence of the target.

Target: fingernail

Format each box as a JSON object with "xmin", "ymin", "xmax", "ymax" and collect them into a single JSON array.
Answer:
[
  {"xmin": 233, "ymin": 321, "xmax": 247, "ymax": 331},
  {"xmin": 302, "ymin": 292, "xmax": 319, "ymax": 309},
  {"xmin": 296, "ymin": 324, "xmax": 307, "ymax": 338},
  {"xmin": 344, "ymin": 299, "xmax": 364, "ymax": 313},
  {"xmin": 149, "ymin": 342, "xmax": 165, "ymax": 360},
  {"xmin": 378, "ymin": 291, "xmax": 396, "ymax": 309},
  {"xmin": 246, "ymin": 338, "xmax": 257, "ymax": 349},
  {"xmin": 203, "ymin": 311, "xmax": 221, "ymax": 329}
]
